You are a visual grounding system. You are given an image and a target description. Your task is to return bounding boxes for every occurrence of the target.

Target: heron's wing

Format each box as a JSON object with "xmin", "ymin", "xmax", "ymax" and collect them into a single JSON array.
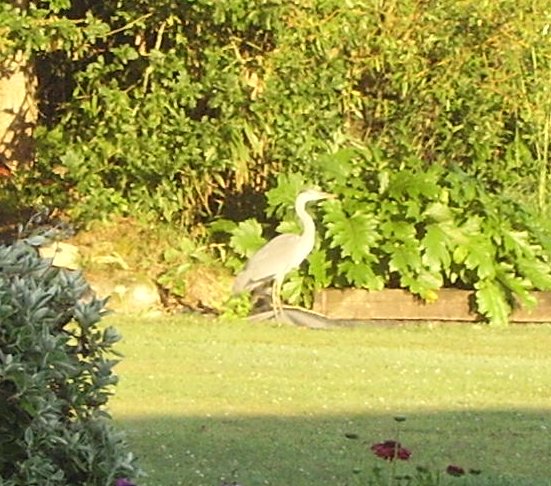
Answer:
[{"xmin": 232, "ymin": 233, "xmax": 302, "ymax": 293}]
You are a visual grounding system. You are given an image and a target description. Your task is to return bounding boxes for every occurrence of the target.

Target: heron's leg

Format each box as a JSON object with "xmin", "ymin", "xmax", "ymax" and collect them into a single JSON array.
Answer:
[
  {"xmin": 271, "ymin": 279, "xmax": 283, "ymax": 319},
  {"xmin": 271, "ymin": 280, "xmax": 279, "ymax": 317}
]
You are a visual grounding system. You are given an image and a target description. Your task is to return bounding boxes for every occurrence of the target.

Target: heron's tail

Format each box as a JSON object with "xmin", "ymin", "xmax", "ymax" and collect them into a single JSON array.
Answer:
[{"xmin": 232, "ymin": 271, "xmax": 250, "ymax": 294}]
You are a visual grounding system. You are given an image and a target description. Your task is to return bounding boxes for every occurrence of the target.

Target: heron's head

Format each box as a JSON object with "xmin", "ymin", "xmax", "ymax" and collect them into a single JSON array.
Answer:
[{"xmin": 297, "ymin": 189, "xmax": 335, "ymax": 205}]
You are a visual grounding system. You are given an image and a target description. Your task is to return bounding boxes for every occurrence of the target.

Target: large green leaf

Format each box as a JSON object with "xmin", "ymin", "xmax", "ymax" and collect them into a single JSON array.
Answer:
[
  {"xmin": 496, "ymin": 265, "xmax": 537, "ymax": 310},
  {"xmin": 307, "ymin": 249, "xmax": 332, "ymax": 288},
  {"xmin": 265, "ymin": 173, "xmax": 307, "ymax": 218},
  {"xmin": 325, "ymin": 207, "xmax": 379, "ymax": 263},
  {"xmin": 387, "ymin": 244, "xmax": 422, "ymax": 274},
  {"xmin": 338, "ymin": 260, "xmax": 385, "ymax": 290},
  {"xmin": 276, "ymin": 219, "xmax": 301, "ymax": 235},
  {"xmin": 453, "ymin": 233, "xmax": 496, "ymax": 279},
  {"xmin": 400, "ymin": 270, "xmax": 442, "ymax": 302},
  {"xmin": 387, "ymin": 169, "xmax": 442, "ymax": 201},
  {"xmin": 281, "ymin": 271, "xmax": 304, "ymax": 306},
  {"xmin": 517, "ymin": 257, "xmax": 551, "ymax": 290},
  {"xmin": 465, "ymin": 238, "xmax": 496, "ymax": 279},
  {"xmin": 380, "ymin": 220, "xmax": 417, "ymax": 241},
  {"xmin": 229, "ymin": 219, "xmax": 266, "ymax": 258},
  {"xmin": 502, "ymin": 230, "xmax": 537, "ymax": 259},
  {"xmin": 423, "ymin": 201, "xmax": 454, "ymax": 222},
  {"xmin": 475, "ymin": 280, "xmax": 510, "ymax": 326},
  {"xmin": 422, "ymin": 223, "xmax": 452, "ymax": 271},
  {"xmin": 314, "ymin": 148, "xmax": 359, "ymax": 185}
]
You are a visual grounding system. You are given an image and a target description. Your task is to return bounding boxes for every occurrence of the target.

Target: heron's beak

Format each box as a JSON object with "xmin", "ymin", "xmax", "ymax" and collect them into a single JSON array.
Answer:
[{"xmin": 322, "ymin": 192, "xmax": 337, "ymax": 200}]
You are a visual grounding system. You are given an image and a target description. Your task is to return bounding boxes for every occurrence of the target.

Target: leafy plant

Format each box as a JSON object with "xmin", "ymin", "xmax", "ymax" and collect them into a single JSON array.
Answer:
[
  {"xmin": 3, "ymin": 1, "xmax": 551, "ymax": 323},
  {"xmin": 157, "ymin": 237, "xmax": 211, "ymax": 301},
  {"xmin": 224, "ymin": 150, "xmax": 551, "ymax": 325},
  {"xmin": 1, "ymin": 1, "xmax": 550, "ymax": 228},
  {"xmin": 155, "ymin": 234, "xmax": 236, "ymax": 313},
  {"xmin": 0, "ymin": 234, "xmax": 140, "ymax": 485}
]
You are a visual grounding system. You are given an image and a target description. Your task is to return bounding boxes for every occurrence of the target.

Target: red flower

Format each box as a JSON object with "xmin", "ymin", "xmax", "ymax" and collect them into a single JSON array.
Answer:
[
  {"xmin": 370, "ymin": 440, "xmax": 411, "ymax": 461},
  {"xmin": 446, "ymin": 465, "xmax": 466, "ymax": 477}
]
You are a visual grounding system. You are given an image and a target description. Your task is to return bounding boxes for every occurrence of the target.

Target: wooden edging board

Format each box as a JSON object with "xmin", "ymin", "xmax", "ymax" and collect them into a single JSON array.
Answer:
[{"xmin": 313, "ymin": 288, "xmax": 551, "ymax": 323}]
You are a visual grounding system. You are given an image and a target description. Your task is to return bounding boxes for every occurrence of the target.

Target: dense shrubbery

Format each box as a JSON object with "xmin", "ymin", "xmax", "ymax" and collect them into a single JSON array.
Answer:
[
  {"xmin": 1, "ymin": 0, "xmax": 550, "ymax": 225},
  {"xmin": 225, "ymin": 149, "xmax": 551, "ymax": 325},
  {"xmin": 1, "ymin": 1, "xmax": 550, "ymax": 322},
  {"xmin": 0, "ymin": 235, "xmax": 139, "ymax": 484}
]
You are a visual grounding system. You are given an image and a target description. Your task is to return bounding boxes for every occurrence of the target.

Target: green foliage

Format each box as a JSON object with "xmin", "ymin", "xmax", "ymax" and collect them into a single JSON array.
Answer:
[
  {"xmin": 1, "ymin": 1, "xmax": 550, "ymax": 226},
  {"xmin": 228, "ymin": 219, "xmax": 266, "ymax": 259},
  {"xmin": 222, "ymin": 292, "xmax": 253, "ymax": 320},
  {"xmin": 156, "ymin": 235, "xmax": 232, "ymax": 311},
  {"xmin": 0, "ymin": 237, "xmax": 139, "ymax": 485},
  {"xmin": 3, "ymin": 1, "xmax": 551, "ymax": 323},
  {"xmin": 224, "ymin": 152, "xmax": 551, "ymax": 325},
  {"xmin": 316, "ymin": 150, "xmax": 551, "ymax": 325},
  {"xmin": 156, "ymin": 236, "xmax": 208, "ymax": 292}
]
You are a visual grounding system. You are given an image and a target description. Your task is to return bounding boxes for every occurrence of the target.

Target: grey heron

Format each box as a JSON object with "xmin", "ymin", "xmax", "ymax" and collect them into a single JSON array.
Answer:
[{"xmin": 232, "ymin": 189, "xmax": 334, "ymax": 315}]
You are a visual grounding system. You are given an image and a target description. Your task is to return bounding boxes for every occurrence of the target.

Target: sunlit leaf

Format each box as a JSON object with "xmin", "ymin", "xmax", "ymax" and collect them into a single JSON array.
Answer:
[
  {"xmin": 338, "ymin": 260, "xmax": 385, "ymax": 290},
  {"xmin": 281, "ymin": 270, "xmax": 304, "ymax": 305},
  {"xmin": 424, "ymin": 202, "xmax": 453, "ymax": 222},
  {"xmin": 422, "ymin": 223, "xmax": 452, "ymax": 271},
  {"xmin": 453, "ymin": 234, "xmax": 496, "ymax": 279},
  {"xmin": 325, "ymin": 207, "xmax": 379, "ymax": 263},
  {"xmin": 516, "ymin": 257, "xmax": 551, "ymax": 290},
  {"xmin": 276, "ymin": 219, "xmax": 301, "ymax": 235},
  {"xmin": 266, "ymin": 174, "xmax": 307, "ymax": 218},
  {"xmin": 209, "ymin": 218, "xmax": 238, "ymax": 235},
  {"xmin": 401, "ymin": 270, "xmax": 442, "ymax": 302},
  {"xmin": 308, "ymin": 249, "xmax": 331, "ymax": 288},
  {"xmin": 496, "ymin": 265, "xmax": 536, "ymax": 310},
  {"xmin": 475, "ymin": 280, "xmax": 510, "ymax": 326},
  {"xmin": 502, "ymin": 230, "xmax": 536, "ymax": 258},
  {"xmin": 314, "ymin": 148, "xmax": 358, "ymax": 185},
  {"xmin": 387, "ymin": 169, "xmax": 441, "ymax": 201},
  {"xmin": 404, "ymin": 199, "xmax": 422, "ymax": 220},
  {"xmin": 465, "ymin": 239, "xmax": 496, "ymax": 279},
  {"xmin": 388, "ymin": 244, "xmax": 422, "ymax": 273},
  {"xmin": 229, "ymin": 219, "xmax": 266, "ymax": 258},
  {"xmin": 381, "ymin": 220, "xmax": 417, "ymax": 241}
]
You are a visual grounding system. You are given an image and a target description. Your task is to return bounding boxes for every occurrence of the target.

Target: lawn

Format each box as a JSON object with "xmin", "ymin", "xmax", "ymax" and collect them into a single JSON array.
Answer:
[{"xmin": 107, "ymin": 315, "xmax": 551, "ymax": 486}]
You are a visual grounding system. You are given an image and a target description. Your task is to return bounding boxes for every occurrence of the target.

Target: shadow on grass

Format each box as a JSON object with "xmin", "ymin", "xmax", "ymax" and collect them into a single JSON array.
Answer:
[{"xmin": 116, "ymin": 408, "xmax": 551, "ymax": 486}]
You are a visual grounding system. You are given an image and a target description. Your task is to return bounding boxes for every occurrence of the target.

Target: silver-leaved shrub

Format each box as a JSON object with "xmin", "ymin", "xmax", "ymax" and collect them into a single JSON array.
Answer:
[{"xmin": 0, "ymin": 236, "xmax": 139, "ymax": 485}]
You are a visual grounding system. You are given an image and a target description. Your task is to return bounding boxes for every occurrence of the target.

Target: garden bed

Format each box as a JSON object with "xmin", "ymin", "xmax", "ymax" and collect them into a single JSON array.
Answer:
[{"xmin": 313, "ymin": 288, "xmax": 551, "ymax": 323}]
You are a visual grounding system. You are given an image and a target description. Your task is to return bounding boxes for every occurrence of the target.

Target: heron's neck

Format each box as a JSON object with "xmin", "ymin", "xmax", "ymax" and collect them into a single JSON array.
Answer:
[{"xmin": 296, "ymin": 200, "xmax": 315, "ymax": 238}]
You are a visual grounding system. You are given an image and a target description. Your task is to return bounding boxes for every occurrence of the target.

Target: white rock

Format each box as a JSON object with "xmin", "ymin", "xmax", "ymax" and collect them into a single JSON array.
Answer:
[{"xmin": 39, "ymin": 242, "xmax": 80, "ymax": 270}]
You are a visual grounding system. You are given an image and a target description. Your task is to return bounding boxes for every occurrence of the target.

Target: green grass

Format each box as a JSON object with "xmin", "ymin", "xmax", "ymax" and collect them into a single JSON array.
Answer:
[{"xmin": 108, "ymin": 316, "xmax": 551, "ymax": 486}]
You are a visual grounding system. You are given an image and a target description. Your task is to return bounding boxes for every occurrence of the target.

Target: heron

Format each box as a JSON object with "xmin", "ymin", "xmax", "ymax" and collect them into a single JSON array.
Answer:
[{"xmin": 232, "ymin": 189, "xmax": 335, "ymax": 316}]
